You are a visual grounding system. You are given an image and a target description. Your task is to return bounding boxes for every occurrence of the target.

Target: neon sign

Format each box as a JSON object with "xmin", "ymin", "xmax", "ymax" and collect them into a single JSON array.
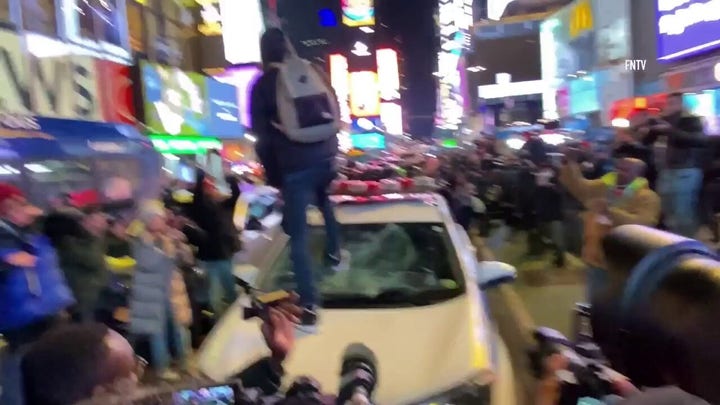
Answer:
[{"xmin": 569, "ymin": 0, "xmax": 593, "ymax": 39}]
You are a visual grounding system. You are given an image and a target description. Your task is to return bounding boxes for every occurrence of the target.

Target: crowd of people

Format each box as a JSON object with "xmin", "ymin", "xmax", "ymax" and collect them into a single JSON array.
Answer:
[
  {"xmin": 0, "ymin": 165, "xmax": 244, "ymax": 404},
  {"xmin": 1, "ymin": 26, "xmax": 718, "ymax": 405}
]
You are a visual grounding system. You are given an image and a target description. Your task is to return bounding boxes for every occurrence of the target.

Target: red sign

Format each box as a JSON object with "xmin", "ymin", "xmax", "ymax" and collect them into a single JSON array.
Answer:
[{"xmin": 95, "ymin": 60, "xmax": 135, "ymax": 124}]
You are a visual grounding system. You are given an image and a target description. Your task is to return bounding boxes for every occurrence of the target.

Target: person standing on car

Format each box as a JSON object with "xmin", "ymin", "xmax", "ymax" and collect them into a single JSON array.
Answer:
[
  {"xmin": 190, "ymin": 168, "xmax": 240, "ymax": 316},
  {"xmin": 250, "ymin": 28, "xmax": 348, "ymax": 332},
  {"xmin": 0, "ymin": 183, "xmax": 74, "ymax": 405},
  {"xmin": 639, "ymin": 92, "xmax": 706, "ymax": 237}
]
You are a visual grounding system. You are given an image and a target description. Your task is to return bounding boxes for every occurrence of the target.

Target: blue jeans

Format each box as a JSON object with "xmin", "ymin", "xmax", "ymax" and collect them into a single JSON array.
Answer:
[
  {"xmin": 201, "ymin": 259, "xmax": 237, "ymax": 314},
  {"xmin": 145, "ymin": 304, "xmax": 189, "ymax": 371},
  {"xmin": 281, "ymin": 161, "xmax": 340, "ymax": 307},
  {"xmin": 658, "ymin": 168, "xmax": 703, "ymax": 237},
  {"xmin": 0, "ymin": 348, "xmax": 24, "ymax": 405}
]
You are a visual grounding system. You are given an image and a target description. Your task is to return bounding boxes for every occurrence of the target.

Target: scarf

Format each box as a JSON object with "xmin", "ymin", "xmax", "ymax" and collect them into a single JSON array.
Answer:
[{"xmin": 600, "ymin": 172, "xmax": 648, "ymax": 204}]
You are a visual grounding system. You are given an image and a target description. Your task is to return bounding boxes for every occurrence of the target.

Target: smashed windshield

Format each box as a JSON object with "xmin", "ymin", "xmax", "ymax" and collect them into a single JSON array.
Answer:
[{"xmin": 260, "ymin": 222, "xmax": 465, "ymax": 308}]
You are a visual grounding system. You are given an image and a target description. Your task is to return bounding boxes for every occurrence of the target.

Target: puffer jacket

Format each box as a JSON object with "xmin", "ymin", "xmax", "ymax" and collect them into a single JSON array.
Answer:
[
  {"xmin": 128, "ymin": 230, "xmax": 192, "ymax": 335},
  {"xmin": 0, "ymin": 221, "xmax": 74, "ymax": 333}
]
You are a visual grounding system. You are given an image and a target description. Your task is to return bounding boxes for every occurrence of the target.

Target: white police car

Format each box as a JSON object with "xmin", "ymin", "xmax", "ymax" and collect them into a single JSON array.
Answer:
[{"xmin": 197, "ymin": 178, "xmax": 518, "ymax": 404}]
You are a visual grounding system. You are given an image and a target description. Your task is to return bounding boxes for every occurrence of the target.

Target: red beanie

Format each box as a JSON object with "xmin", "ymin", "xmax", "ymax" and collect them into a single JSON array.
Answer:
[{"xmin": 0, "ymin": 183, "xmax": 23, "ymax": 205}]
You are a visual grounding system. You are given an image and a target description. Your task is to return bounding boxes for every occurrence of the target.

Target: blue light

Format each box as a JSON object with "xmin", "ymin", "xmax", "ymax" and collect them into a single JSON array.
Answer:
[{"xmin": 318, "ymin": 8, "xmax": 337, "ymax": 27}]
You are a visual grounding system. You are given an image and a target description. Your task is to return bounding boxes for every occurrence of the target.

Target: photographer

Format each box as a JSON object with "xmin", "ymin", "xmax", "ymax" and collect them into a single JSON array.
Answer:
[
  {"xmin": 638, "ymin": 93, "xmax": 706, "ymax": 237},
  {"xmin": 20, "ymin": 298, "xmax": 302, "ymax": 405},
  {"xmin": 535, "ymin": 353, "xmax": 710, "ymax": 405}
]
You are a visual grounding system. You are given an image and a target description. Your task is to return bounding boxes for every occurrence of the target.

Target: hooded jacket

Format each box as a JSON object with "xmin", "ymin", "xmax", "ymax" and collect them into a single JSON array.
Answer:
[{"xmin": 250, "ymin": 28, "xmax": 338, "ymax": 188}]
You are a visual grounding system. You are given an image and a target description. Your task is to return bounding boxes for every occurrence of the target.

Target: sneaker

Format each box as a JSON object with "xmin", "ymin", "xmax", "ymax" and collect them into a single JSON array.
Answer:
[
  {"xmin": 327, "ymin": 249, "xmax": 351, "ymax": 272},
  {"xmin": 158, "ymin": 369, "xmax": 181, "ymax": 382},
  {"xmin": 295, "ymin": 305, "xmax": 318, "ymax": 334}
]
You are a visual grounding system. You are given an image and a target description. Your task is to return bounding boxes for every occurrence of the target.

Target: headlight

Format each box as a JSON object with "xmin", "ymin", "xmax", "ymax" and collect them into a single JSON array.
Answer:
[{"xmin": 413, "ymin": 376, "xmax": 492, "ymax": 405}]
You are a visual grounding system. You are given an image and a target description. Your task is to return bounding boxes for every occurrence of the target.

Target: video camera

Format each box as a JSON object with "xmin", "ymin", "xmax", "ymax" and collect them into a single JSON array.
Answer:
[
  {"xmin": 531, "ymin": 225, "xmax": 720, "ymax": 404},
  {"xmin": 126, "ymin": 342, "xmax": 378, "ymax": 405},
  {"xmin": 235, "ymin": 278, "xmax": 379, "ymax": 404}
]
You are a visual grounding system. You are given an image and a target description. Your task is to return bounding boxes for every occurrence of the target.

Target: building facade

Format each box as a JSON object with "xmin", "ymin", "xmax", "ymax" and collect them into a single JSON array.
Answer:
[{"xmin": 540, "ymin": 0, "xmax": 633, "ymax": 126}]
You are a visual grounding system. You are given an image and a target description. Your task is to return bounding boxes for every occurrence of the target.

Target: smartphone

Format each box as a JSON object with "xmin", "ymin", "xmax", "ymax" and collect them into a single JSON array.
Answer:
[
  {"xmin": 243, "ymin": 290, "xmax": 292, "ymax": 321},
  {"xmin": 172, "ymin": 383, "xmax": 240, "ymax": 404},
  {"xmin": 573, "ymin": 303, "xmax": 593, "ymax": 341}
]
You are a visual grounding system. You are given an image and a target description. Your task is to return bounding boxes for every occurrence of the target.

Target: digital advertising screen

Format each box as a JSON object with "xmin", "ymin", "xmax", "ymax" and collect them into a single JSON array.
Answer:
[
  {"xmin": 329, "ymin": 54, "xmax": 352, "ymax": 123},
  {"xmin": 342, "ymin": 0, "xmax": 375, "ymax": 27},
  {"xmin": 684, "ymin": 90, "xmax": 720, "ymax": 135},
  {"xmin": 380, "ymin": 102, "xmax": 403, "ymax": 135},
  {"xmin": 656, "ymin": 0, "xmax": 720, "ymax": 61},
  {"xmin": 206, "ymin": 78, "xmax": 242, "ymax": 137},
  {"xmin": 141, "ymin": 61, "xmax": 207, "ymax": 136},
  {"xmin": 220, "ymin": 0, "xmax": 263, "ymax": 64},
  {"xmin": 349, "ymin": 71, "xmax": 380, "ymax": 117},
  {"xmin": 377, "ymin": 49, "xmax": 400, "ymax": 101},
  {"xmin": 214, "ymin": 65, "xmax": 262, "ymax": 128},
  {"xmin": 350, "ymin": 132, "xmax": 385, "ymax": 149}
]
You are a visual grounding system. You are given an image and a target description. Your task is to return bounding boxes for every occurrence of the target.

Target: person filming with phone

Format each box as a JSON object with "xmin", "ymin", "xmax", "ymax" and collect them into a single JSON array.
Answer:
[
  {"xmin": 557, "ymin": 152, "xmax": 661, "ymax": 298},
  {"xmin": 637, "ymin": 92, "xmax": 706, "ymax": 237}
]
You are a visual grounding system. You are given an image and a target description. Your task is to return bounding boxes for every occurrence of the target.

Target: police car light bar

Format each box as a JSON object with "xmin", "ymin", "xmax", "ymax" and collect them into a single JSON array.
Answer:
[{"xmin": 330, "ymin": 177, "xmax": 437, "ymax": 196}]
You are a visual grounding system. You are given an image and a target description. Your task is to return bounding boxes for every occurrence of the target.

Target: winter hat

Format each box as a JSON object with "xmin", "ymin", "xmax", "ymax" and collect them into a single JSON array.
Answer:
[
  {"xmin": 138, "ymin": 200, "xmax": 166, "ymax": 223},
  {"xmin": 0, "ymin": 183, "xmax": 24, "ymax": 205}
]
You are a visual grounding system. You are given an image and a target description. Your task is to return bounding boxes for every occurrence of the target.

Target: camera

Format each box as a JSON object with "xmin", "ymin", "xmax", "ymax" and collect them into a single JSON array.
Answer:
[
  {"xmin": 337, "ymin": 343, "xmax": 378, "ymax": 405},
  {"xmin": 529, "ymin": 326, "xmax": 617, "ymax": 405}
]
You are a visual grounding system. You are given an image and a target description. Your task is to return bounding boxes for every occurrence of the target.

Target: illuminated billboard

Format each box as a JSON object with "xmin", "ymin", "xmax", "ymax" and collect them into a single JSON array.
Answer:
[
  {"xmin": 657, "ymin": 0, "xmax": 720, "ymax": 61},
  {"xmin": 349, "ymin": 71, "xmax": 380, "ymax": 117},
  {"xmin": 214, "ymin": 65, "xmax": 262, "ymax": 128},
  {"xmin": 380, "ymin": 102, "xmax": 403, "ymax": 135},
  {"xmin": 329, "ymin": 54, "xmax": 352, "ymax": 123},
  {"xmin": 221, "ymin": 0, "xmax": 264, "ymax": 64},
  {"xmin": 140, "ymin": 61, "xmax": 207, "ymax": 136},
  {"xmin": 377, "ymin": 49, "xmax": 400, "ymax": 101},
  {"xmin": 435, "ymin": 0, "xmax": 472, "ymax": 130},
  {"xmin": 342, "ymin": 0, "xmax": 375, "ymax": 27}
]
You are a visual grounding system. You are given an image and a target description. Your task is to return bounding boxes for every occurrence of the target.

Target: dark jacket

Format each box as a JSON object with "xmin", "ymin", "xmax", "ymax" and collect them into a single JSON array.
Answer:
[
  {"xmin": 614, "ymin": 141, "xmax": 657, "ymax": 189},
  {"xmin": 520, "ymin": 138, "xmax": 548, "ymax": 166},
  {"xmin": 643, "ymin": 112, "xmax": 706, "ymax": 169},
  {"xmin": 0, "ymin": 221, "xmax": 74, "ymax": 334},
  {"xmin": 190, "ymin": 170, "xmax": 241, "ymax": 261},
  {"xmin": 251, "ymin": 30, "xmax": 338, "ymax": 188},
  {"xmin": 42, "ymin": 208, "xmax": 84, "ymax": 247},
  {"xmin": 56, "ymin": 229, "xmax": 109, "ymax": 315}
]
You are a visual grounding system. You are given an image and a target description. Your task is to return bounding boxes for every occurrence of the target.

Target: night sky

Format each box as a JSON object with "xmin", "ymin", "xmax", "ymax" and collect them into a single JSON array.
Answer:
[{"xmin": 378, "ymin": 0, "xmax": 438, "ymax": 137}]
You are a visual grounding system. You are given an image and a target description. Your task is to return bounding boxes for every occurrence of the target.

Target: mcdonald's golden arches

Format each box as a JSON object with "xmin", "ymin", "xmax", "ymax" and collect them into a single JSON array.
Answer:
[{"xmin": 569, "ymin": 0, "xmax": 593, "ymax": 39}]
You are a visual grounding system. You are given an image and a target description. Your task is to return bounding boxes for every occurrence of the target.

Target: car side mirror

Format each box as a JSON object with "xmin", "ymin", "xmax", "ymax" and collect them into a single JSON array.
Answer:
[{"xmin": 476, "ymin": 260, "xmax": 517, "ymax": 289}]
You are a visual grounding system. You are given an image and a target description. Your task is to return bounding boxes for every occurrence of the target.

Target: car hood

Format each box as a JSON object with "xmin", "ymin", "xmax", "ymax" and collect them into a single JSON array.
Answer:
[{"xmin": 196, "ymin": 295, "xmax": 494, "ymax": 405}]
